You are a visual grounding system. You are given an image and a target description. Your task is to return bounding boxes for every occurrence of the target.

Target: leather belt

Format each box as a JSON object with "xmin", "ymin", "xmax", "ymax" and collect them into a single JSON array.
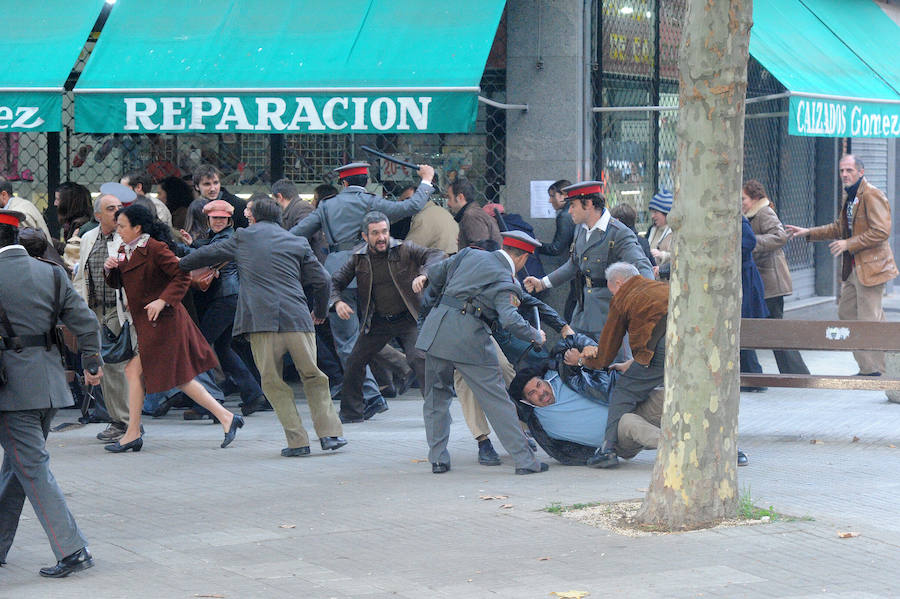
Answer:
[
  {"xmin": 0, "ymin": 333, "xmax": 54, "ymax": 352},
  {"xmin": 375, "ymin": 312, "xmax": 410, "ymax": 323}
]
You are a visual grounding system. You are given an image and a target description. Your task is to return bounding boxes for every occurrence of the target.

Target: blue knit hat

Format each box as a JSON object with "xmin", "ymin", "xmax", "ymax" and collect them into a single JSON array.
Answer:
[{"xmin": 648, "ymin": 189, "xmax": 673, "ymax": 214}]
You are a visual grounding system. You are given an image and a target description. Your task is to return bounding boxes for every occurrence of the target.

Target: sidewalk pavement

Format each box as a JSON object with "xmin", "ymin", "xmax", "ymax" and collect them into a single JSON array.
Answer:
[{"xmin": 3, "ymin": 300, "xmax": 900, "ymax": 598}]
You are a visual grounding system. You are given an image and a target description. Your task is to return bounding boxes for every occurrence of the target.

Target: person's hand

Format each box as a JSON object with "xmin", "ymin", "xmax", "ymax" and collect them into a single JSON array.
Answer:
[
  {"xmin": 651, "ymin": 248, "xmax": 661, "ymax": 259},
  {"xmin": 311, "ymin": 310, "xmax": 325, "ymax": 325},
  {"xmin": 560, "ymin": 324, "xmax": 575, "ymax": 338},
  {"xmin": 829, "ymin": 239, "xmax": 849, "ymax": 256},
  {"xmin": 534, "ymin": 329, "xmax": 546, "ymax": 346},
  {"xmin": 104, "ymin": 256, "xmax": 119, "ymax": 270},
  {"xmin": 785, "ymin": 224, "xmax": 809, "ymax": 239},
  {"xmin": 335, "ymin": 301, "xmax": 354, "ymax": 320},
  {"xmin": 582, "ymin": 345, "xmax": 598, "ymax": 358},
  {"xmin": 564, "ymin": 348, "xmax": 581, "ymax": 366},
  {"xmin": 417, "ymin": 164, "xmax": 435, "ymax": 185},
  {"xmin": 610, "ymin": 358, "xmax": 634, "ymax": 372},
  {"xmin": 653, "ymin": 265, "xmax": 660, "ymax": 278},
  {"xmin": 523, "ymin": 276, "xmax": 544, "ymax": 293},
  {"xmin": 144, "ymin": 298, "xmax": 167, "ymax": 322},
  {"xmin": 83, "ymin": 367, "xmax": 103, "ymax": 386},
  {"xmin": 412, "ymin": 275, "xmax": 427, "ymax": 293},
  {"xmin": 179, "ymin": 229, "xmax": 193, "ymax": 245}
]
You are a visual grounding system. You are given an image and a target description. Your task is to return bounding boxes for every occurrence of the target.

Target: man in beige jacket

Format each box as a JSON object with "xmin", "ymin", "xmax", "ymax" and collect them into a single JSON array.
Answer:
[{"xmin": 787, "ymin": 154, "xmax": 899, "ymax": 375}]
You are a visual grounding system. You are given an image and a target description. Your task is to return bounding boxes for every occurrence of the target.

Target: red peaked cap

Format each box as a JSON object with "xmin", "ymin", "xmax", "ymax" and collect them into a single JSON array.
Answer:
[
  {"xmin": 501, "ymin": 230, "xmax": 542, "ymax": 254},
  {"xmin": 563, "ymin": 180, "xmax": 604, "ymax": 199},
  {"xmin": 334, "ymin": 161, "xmax": 371, "ymax": 179},
  {"xmin": 0, "ymin": 210, "xmax": 25, "ymax": 227}
]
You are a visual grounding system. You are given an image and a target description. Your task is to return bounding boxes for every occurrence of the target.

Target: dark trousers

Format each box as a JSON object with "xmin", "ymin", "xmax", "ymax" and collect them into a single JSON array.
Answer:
[
  {"xmin": 199, "ymin": 295, "xmax": 263, "ymax": 403},
  {"xmin": 340, "ymin": 313, "xmax": 425, "ymax": 420},
  {"xmin": 604, "ymin": 336, "xmax": 665, "ymax": 449},
  {"xmin": 0, "ymin": 409, "xmax": 87, "ymax": 561},
  {"xmin": 765, "ymin": 296, "xmax": 810, "ymax": 375}
]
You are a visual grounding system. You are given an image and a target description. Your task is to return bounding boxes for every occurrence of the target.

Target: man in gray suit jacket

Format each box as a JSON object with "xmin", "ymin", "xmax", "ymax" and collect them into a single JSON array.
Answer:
[
  {"xmin": 415, "ymin": 232, "xmax": 549, "ymax": 475},
  {"xmin": 291, "ymin": 161, "xmax": 435, "ymax": 415},
  {"xmin": 0, "ymin": 209, "xmax": 102, "ymax": 577},
  {"xmin": 180, "ymin": 198, "xmax": 345, "ymax": 457}
]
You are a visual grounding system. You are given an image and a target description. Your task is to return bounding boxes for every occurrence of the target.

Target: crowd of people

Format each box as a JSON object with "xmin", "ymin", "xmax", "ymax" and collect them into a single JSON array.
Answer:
[{"xmin": 0, "ymin": 151, "xmax": 894, "ymax": 577}]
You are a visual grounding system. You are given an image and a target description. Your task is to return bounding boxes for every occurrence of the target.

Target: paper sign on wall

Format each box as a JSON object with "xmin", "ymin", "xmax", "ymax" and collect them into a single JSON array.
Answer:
[{"xmin": 530, "ymin": 180, "xmax": 555, "ymax": 219}]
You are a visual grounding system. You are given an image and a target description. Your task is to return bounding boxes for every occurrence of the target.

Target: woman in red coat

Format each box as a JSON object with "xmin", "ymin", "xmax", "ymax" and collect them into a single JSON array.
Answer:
[{"xmin": 103, "ymin": 204, "xmax": 243, "ymax": 452}]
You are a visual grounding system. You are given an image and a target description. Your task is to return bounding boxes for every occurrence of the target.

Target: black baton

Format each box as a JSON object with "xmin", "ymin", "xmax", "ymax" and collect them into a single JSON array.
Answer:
[{"xmin": 361, "ymin": 145, "xmax": 419, "ymax": 170}]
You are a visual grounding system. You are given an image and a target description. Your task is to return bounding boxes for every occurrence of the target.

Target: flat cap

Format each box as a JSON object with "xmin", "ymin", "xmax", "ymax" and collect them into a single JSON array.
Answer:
[
  {"xmin": 0, "ymin": 209, "xmax": 26, "ymax": 227},
  {"xmin": 100, "ymin": 182, "xmax": 137, "ymax": 205},
  {"xmin": 334, "ymin": 162, "xmax": 371, "ymax": 179},
  {"xmin": 203, "ymin": 199, "xmax": 234, "ymax": 217},
  {"xmin": 501, "ymin": 230, "xmax": 542, "ymax": 254}
]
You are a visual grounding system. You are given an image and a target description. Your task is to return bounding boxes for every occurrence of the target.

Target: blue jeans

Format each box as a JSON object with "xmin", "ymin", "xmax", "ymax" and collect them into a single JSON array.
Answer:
[{"xmin": 143, "ymin": 369, "xmax": 224, "ymax": 414}]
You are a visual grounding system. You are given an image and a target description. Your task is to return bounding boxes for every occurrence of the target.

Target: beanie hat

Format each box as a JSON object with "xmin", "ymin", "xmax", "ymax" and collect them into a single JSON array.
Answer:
[{"xmin": 648, "ymin": 189, "xmax": 673, "ymax": 214}]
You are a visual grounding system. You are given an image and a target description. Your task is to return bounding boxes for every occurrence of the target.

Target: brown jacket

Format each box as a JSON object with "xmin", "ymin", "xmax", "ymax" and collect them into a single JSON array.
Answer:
[
  {"xmin": 808, "ymin": 177, "xmax": 898, "ymax": 286},
  {"xmin": 406, "ymin": 200, "xmax": 460, "ymax": 255},
  {"xmin": 583, "ymin": 275, "xmax": 669, "ymax": 368},
  {"xmin": 744, "ymin": 198, "xmax": 792, "ymax": 299},
  {"xmin": 456, "ymin": 200, "xmax": 501, "ymax": 251},
  {"xmin": 329, "ymin": 239, "xmax": 446, "ymax": 332}
]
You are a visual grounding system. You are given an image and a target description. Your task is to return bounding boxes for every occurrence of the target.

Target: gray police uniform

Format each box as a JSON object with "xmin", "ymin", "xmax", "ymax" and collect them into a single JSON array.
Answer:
[
  {"xmin": 415, "ymin": 248, "xmax": 542, "ymax": 470},
  {"xmin": 0, "ymin": 245, "xmax": 101, "ymax": 562},
  {"xmin": 544, "ymin": 215, "xmax": 653, "ymax": 337},
  {"xmin": 291, "ymin": 181, "xmax": 433, "ymax": 402}
]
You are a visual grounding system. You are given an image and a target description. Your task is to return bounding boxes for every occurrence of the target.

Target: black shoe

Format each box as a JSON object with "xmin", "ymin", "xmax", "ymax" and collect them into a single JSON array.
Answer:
[
  {"xmin": 320, "ymin": 436, "xmax": 347, "ymax": 451},
  {"xmin": 380, "ymin": 384, "xmax": 398, "ymax": 398},
  {"xmin": 396, "ymin": 370, "xmax": 416, "ymax": 396},
  {"xmin": 856, "ymin": 371, "xmax": 882, "ymax": 377},
  {"xmin": 432, "ymin": 462, "xmax": 450, "ymax": 474},
  {"xmin": 737, "ymin": 450, "xmax": 749, "ymax": 467},
  {"xmin": 477, "ymin": 439, "xmax": 501, "ymax": 466},
  {"xmin": 104, "ymin": 436, "xmax": 143, "ymax": 453},
  {"xmin": 281, "ymin": 446, "xmax": 311, "ymax": 457},
  {"xmin": 39, "ymin": 547, "xmax": 93, "ymax": 578},
  {"xmin": 586, "ymin": 448, "xmax": 619, "ymax": 469},
  {"xmin": 515, "ymin": 462, "xmax": 549, "ymax": 475},
  {"xmin": 240, "ymin": 395, "xmax": 267, "ymax": 417},
  {"xmin": 339, "ymin": 413, "xmax": 364, "ymax": 424},
  {"xmin": 221, "ymin": 414, "xmax": 244, "ymax": 448},
  {"xmin": 150, "ymin": 394, "xmax": 180, "ymax": 418},
  {"xmin": 363, "ymin": 397, "xmax": 389, "ymax": 420},
  {"xmin": 96, "ymin": 422, "xmax": 126, "ymax": 443}
]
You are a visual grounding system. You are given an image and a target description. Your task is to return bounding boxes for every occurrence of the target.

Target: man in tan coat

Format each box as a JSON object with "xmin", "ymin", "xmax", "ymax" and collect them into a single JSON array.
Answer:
[{"xmin": 787, "ymin": 154, "xmax": 899, "ymax": 375}]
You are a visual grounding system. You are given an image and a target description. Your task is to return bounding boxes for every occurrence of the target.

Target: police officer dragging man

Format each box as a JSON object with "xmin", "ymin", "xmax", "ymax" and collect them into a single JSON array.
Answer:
[{"xmin": 0, "ymin": 209, "xmax": 103, "ymax": 577}]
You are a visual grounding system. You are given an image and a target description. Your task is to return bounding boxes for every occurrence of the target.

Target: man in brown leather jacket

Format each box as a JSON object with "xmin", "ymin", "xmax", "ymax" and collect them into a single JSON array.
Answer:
[
  {"xmin": 330, "ymin": 211, "xmax": 446, "ymax": 422},
  {"xmin": 787, "ymin": 154, "xmax": 899, "ymax": 375}
]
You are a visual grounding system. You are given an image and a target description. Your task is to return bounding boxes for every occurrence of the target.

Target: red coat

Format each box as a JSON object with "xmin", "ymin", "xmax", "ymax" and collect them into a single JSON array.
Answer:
[{"xmin": 106, "ymin": 236, "xmax": 218, "ymax": 393}]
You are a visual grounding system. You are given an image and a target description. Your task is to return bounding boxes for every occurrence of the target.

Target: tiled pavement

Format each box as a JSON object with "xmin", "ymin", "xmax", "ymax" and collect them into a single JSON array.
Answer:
[{"xmin": 3, "ymin": 297, "xmax": 900, "ymax": 598}]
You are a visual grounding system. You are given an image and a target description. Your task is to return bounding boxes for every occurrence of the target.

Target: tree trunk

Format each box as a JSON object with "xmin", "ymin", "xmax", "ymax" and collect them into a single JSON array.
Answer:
[{"xmin": 636, "ymin": 0, "xmax": 752, "ymax": 530}]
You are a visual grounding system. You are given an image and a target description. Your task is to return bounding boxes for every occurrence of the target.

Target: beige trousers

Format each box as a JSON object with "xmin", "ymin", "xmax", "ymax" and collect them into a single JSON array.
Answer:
[
  {"xmin": 454, "ymin": 337, "xmax": 516, "ymax": 439},
  {"xmin": 617, "ymin": 387, "xmax": 664, "ymax": 459},
  {"xmin": 838, "ymin": 268, "xmax": 887, "ymax": 374},
  {"xmin": 248, "ymin": 331, "xmax": 342, "ymax": 448},
  {"xmin": 93, "ymin": 305, "xmax": 130, "ymax": 425}
]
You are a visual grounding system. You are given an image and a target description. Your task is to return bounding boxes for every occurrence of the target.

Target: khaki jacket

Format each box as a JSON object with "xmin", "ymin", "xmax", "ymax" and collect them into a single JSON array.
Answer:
[
  {"xmin": 808, "ymin": 177, "xmax": 898, "ymax": 286},
  {"xmin": 744, "ymin": 198, "xmax": 792, "ymax": 298},
  {"xmin": 406, "ymin": 200, "xmax": 459, "ymax": 255}
]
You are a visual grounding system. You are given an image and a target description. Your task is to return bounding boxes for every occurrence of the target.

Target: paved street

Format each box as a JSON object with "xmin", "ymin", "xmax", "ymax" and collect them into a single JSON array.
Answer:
[{"xmin": 3, "ymin": 296, "xmax": 900, "ymax": 598}]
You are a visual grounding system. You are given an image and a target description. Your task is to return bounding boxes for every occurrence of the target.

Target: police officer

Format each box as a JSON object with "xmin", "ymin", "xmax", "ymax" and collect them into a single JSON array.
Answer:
[
  {"xmin": 0, "ymin": 209, "xmax": 103, "ymax": 577},
  {"xmin": 524, "ymin": 181, "xmax": 654, "ymax": 337},
  {"xmin": 291, "ymin": 161, "xmax": 435, "ymax": 419},
  {"xmin": 416, "ymin": 230, "xmax": 548, "ymax": 475}
]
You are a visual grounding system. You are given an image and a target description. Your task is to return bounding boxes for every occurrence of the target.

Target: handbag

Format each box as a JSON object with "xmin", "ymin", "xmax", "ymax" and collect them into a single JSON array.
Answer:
[
  {"xmin": 101, "ymin": 318, "xmax": 134, "ymax": 364},
  {"xmin": 190, "ymin": 262, "xmax": 229, "ymax": 292}
]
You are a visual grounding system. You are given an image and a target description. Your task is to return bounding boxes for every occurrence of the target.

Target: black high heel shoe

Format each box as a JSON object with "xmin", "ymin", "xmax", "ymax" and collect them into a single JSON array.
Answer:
[
  {"xmin": 221, "ymin": 414, "xmax": 244, "ymax": 448},
  {"xmin": 104, "ymin": 436, "xmax": 143, "ymax": 453}
]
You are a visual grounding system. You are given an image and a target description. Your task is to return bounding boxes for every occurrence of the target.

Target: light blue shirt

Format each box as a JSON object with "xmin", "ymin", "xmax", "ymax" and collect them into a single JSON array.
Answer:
[{"xmin": 533, "ymin": 371, "xmax": 609, "ymax": 447}]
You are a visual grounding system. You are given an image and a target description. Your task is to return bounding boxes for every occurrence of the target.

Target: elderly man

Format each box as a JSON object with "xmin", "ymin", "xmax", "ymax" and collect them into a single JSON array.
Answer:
[
  {"xmin": 72, "ymin": 187, "xmax": 131, "ymax": 442},
  {"xmin": 0, "ymin": 208, "xmax": 102, "ymax": 577},
  {"xmin": 0, "ymin": 177, "xmax": 51, "ymax": 240},
  {"xmin": 330, "ymin": 211, "xmax": 445, "ymax": 422},
  {"xmin": 180, "ymin": 198, "xmax": 345, "ymax": 457},
  {"xmin": 786, "ymin": 154, "xmax": 899, "ymax": 376}
]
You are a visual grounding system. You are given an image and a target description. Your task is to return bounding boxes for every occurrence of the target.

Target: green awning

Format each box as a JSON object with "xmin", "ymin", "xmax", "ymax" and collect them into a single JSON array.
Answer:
[
  {"xmin": 0, "ymin": 1, "xmax": 105, "ymax": 132},
  {"xmin": 751, "ymin": 0, "xmax": 900, "ymax": 137},
  {"xmin": 74, "ymin": 0, "xmax": 505, "ymax": 134}
]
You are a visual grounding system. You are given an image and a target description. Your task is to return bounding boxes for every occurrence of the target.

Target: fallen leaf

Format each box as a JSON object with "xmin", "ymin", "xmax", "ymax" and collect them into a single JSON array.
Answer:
[
  {"xmin": 810, "ymin": 439, "xmax": 824, "ymax": 445},
  {"xmin": 499, "ymin": 504, "xmax": 514, "ymax": 509},
  {"xmin": 279, "ymin": 524, "xmax": 296, "ymax": 529},
  {"xmin": 538, "ymin": 556, "xmax": 551, "ymax": 561},
  {"xmin": 837, "ymin": 531, "xmax": 859, "ymax": 538},
  {"xmin": 635, "ymin": 488, "xmax": 647, "ymax": 492},
  {"xmin": 852, "ymin": 436, "xmax": 860, "ymax": 443},
  {"xmin": 479, "ymin": 495, "xmax": 509, "ymax": 500},
  {"xmin": 411, "ymin": 458, "xmax": 428, "ymax": 463},
  {"xmin": 889, "ymin": 444, "xmax": 896, "ymax": 449},
  {"xmin": 551, "ymin": 592, "xmax": 589, "ymax": 599}
]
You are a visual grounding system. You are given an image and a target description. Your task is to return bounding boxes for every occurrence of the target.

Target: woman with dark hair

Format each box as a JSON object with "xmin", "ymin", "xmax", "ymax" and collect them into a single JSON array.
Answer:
[
  {"xmin": 183, "ymin": 198, "xmax": 210, "ymax": 244},
  {"xmin": 158, "ymin": 176, "xmax": 194, "ymax": 230},
  {"xmin": 55, "ymin": 182, "xmax": 93, "ymax": 242},
  {"xmin": 103, "ymin": 204, "xmax": 243, "ymax": 452}
]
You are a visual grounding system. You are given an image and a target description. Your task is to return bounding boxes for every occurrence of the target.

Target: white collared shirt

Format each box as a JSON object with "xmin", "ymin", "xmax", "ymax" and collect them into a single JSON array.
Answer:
[
  {"xmin": 541, "ymin": 209, "xmax": 610, "ymax": 289},
  {"xmin": 498, "ymin": 249, "xmax": 517, "ymax": 277}
]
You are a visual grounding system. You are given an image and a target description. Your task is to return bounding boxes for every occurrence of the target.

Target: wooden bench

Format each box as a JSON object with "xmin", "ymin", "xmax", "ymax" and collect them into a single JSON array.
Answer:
[{"xmin": 739, "ymin": 318, "xmax": 900, "ymax": 390}]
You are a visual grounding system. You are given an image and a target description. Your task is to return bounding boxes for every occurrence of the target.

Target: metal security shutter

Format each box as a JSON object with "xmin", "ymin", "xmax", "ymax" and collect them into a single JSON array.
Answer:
[{"xmin": 851, "ymin": 138, "xmax": 889, "ymax": 192}]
